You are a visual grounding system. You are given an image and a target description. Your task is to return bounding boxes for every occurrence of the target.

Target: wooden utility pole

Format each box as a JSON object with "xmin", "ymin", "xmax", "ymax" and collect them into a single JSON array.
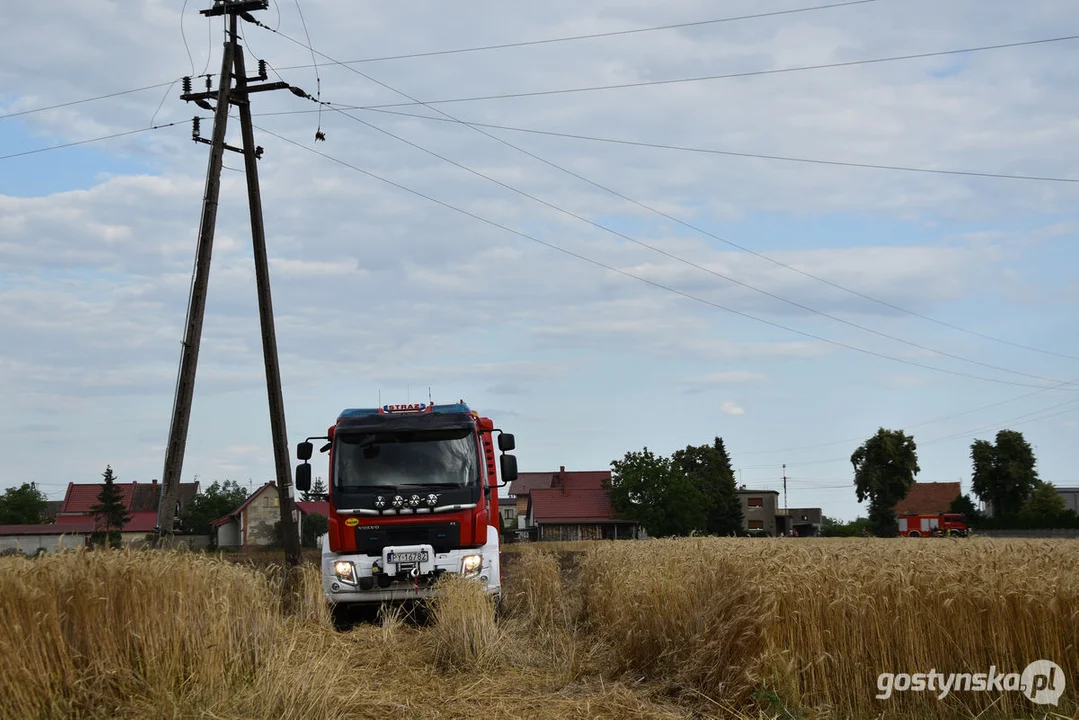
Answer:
[
  {"xmin": 158, "ymin": 0, "xmax": 302, "ymax": 568},
  {"xmin": 156, "ymin": 13, "xmax": 236, "ymax": 543}
]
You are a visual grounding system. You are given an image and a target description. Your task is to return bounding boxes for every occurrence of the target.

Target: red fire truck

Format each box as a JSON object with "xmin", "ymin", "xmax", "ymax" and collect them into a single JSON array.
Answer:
[
  {"xmin": 294, "ymin": 401, "xmax": 516, "ymax": 624},
  {"xmin": 897, "ymin": 513, "xmax": 969, "ymax": 537}
]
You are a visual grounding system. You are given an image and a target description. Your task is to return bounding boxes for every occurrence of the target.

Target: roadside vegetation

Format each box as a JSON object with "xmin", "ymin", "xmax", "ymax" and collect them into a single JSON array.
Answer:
[{"xmin": 1, "ymin": 538, "xmax": 1075, "ymax": 719}]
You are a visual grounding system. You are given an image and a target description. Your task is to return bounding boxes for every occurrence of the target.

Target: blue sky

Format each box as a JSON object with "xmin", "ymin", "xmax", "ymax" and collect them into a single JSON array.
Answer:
[{"xmin": 1, "ymin": 0, "xmax": 1078, "ymax": 522}]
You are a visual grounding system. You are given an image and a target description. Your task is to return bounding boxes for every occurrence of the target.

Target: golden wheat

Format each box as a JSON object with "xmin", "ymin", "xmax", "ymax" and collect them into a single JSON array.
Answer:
[{"xmin": 0, "ymin": 538, "xmax": 1075, "ymax": 719}]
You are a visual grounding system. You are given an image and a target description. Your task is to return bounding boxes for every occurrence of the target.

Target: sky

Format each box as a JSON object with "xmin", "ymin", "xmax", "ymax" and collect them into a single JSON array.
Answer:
[{"xmin": 1, "ymin": 0, "xmax": 1077, "ymax": 522}]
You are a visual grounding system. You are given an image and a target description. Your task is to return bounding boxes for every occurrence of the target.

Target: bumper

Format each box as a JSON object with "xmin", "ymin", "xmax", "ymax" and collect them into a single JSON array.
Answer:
[{"xmin": 322, "ymin": 526, "xmax": 501, "ymax": 606}]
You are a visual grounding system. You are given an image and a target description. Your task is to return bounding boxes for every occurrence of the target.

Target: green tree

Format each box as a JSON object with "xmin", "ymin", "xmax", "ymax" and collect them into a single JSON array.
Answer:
[
  {"xmin": 851, "ymin": 428, "xmax": 919, "ymax": 537},
  {"xmin": 302, "ymin": 512, "xmax": 328, "ymax": 548},
  {"xmin": 671, "ymin": 437, "xmax": 743, "ymax": 535},
  {"xmin": 89, "ymin": 465, "xmax": 131, "ymax": 548},
  {"xmin": 971, "ymin": 430, "xmax": 1039, "ymax": 517},
  {"xmin": 179, "ymin": 480, "xmax": 249, "ymax": 536},
  {"xmin": 0, "ymin": 483, "xmax": 50, "ymax": 525},
  {"xmin": 607, "ymin": 447, "xmax": 708, "ymax": 537},
  {"xmin": 1023, "ymin": 482, "xmax": 1066, "ymax": 518},
  {"xmin": 949, "ymin": 493, "xmax": 984, "ymax": 522},
  {"xmin": 302, "ymin": 476, "xmax": 328, "ymax": 503}
]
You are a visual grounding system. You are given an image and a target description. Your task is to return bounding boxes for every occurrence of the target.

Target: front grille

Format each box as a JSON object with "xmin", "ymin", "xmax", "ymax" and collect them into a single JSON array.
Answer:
[{"xmin": 355, "ymin": 522, "xmax": 460, "ymax": 555}]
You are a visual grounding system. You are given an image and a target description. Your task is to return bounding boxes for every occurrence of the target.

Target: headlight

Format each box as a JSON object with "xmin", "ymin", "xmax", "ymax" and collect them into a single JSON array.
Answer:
[
  {"xmin": 461, "ymin": 554, "xmax": 482, "ymax": 577},
  {"xmin": 333, "ymin": 561, "xmax": 357, "ymax": 585}
]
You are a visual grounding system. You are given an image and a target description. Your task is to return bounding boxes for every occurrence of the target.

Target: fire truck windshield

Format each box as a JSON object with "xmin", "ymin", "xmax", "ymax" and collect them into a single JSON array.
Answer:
[{"xmin": 334, "ymin": 427, "xmax": 479, "ymax": 489}]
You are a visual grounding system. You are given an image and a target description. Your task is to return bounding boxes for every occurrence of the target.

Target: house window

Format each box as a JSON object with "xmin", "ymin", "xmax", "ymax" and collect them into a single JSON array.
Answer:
[
  {"xmin": 748, "ymin": 520, "xmax": 764, "ymax": 529},
  {"xmin": 748, "ymin": 497, "xmax": 763, "ymax": 507}
]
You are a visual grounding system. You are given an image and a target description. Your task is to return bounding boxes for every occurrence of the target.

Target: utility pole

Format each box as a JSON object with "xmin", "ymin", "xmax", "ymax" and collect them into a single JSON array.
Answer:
[
  {"xmin": 157, "ymin": 12, "xmax": 236, "ymax": 544},
  {"xmin": 158, "ymin": 0, "xmax": 304, "ymax": 568},
  {"xmin": 782, "ymin": 464, "xmax": 788, "ymax": 535}
]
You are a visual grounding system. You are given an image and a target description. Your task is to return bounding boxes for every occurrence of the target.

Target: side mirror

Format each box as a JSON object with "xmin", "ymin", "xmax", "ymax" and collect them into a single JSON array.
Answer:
[
  {"xmin": 497, "ymin": 433, "xmax": 515, "ymax": 452},
  {"xmin": 297, "ymin": 441, "xmax": 313, "ymax": 461},
  {"xmin": 295, "ymin": 463, "xmax": 311, "ymax": 492},
  {"xmin": 499, "ymin": 454, "xmax": 518, "ymax": 483}
]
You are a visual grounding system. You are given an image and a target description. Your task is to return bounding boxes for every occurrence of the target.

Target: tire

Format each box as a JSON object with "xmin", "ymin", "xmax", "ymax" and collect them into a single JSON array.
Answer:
[
  {"xmin": 909, "ymin": 531, "xmax": 921, "ymax": 538},
  {"xmin": 330, "ymin": 603, "xmax": 354, "ymax": 632}
]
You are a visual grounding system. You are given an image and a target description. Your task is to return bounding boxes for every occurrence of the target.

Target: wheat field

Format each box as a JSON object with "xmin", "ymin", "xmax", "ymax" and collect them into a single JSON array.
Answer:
[{"xmin": 0, "ymin": 538, "xmax": 1075, "ymax": 719}]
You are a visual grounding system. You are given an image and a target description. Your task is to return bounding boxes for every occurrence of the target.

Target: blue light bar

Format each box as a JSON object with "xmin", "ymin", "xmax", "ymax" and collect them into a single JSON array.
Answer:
[{"xmin": 338, "ymin": 402, "xmax": 473, "ymax": 419}]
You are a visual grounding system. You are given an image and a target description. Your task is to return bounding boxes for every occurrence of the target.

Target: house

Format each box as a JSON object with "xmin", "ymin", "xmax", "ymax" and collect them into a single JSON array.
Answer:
[
  {"xmin": 737, "ymin": 489, "xmax": 780, "ymax": 535},
  {"xmin": 507, "ymin": 471, "xmax": 563, "ymax": 538},
  {"xmin": 785, "ymin": 507, "xmax": 823, "ymax": 537},
  {"xmin": 894, "ymin": 482, "xmax": 961, "ymax": 515},
  {"xmin": 1055, "ymin": 487, "xmax": 1079, "ymax": 514},
  {"xmin": 522, "ymin": 467, "xmax": 640, "ymax": 542},
  {"xmin": 211, "ymin": 483, "xmax": 327, "ymax": 550},
  {"xmin": 0, "ymin": 479, "xmax": 200, "ymax": 554}
]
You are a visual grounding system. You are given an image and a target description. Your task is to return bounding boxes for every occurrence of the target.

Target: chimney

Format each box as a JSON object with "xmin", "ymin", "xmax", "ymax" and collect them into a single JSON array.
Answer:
[{"xmin": 559, "ymin": 466, "xmax": 566, "ymax": 494}]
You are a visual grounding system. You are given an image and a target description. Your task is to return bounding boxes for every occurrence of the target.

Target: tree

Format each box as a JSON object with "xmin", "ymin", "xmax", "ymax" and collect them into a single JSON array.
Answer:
[
  {"xmin": 671, "ymin": 437, "xmax": 744, "ymax": 535},
  {"xmin": 971, "ymin": 430, "xmax": 1039, "ymax": 517},
  {"xmin": 179, "ymin": 480, "xmax": 249, "ymax": 536},
  {"xmin": 1023, "ymin": 482, "xmax": 1066, "ymax": 518},
  {"xmin": 302, "ymin": 512, "xmax": 328, "ymax": 548},
  {"xmin": 302, "ymin": 476, "xmax": 328, "ymax": 503},
  {"xmin": 949, "ymin": 493, "xmax": 984, "ymax": 522},
  {"xmin": 607, "ymin": 447, "xmax": 708, "ymax": 537},
  {"xmin": 0, "ymin": 483, "xmax": 50, "ymax": 525},
  {"xmin": 850, "ymin": 428, "xmax": 919, "ymax": 537},
  {"xmin": 89, "ymin": 465, "xmax": 131, "ymax": 548}
]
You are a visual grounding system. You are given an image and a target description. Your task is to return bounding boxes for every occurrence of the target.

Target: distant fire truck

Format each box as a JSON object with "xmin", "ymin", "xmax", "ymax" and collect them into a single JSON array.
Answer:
[{"xmin": 897, "ymin": 513, "xmax": 969, "ymax": 537}]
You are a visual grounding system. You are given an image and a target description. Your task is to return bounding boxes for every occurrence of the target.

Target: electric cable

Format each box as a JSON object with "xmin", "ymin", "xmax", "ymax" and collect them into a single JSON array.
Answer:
[
  {"xmin": 251, "ymin": 24, "xmax": 1079, "ymax": 381},
  {"xmin": 251, "ymin": 121, "xmax": 1076, "ymax": 392},
  {"xmin": 274, "ymin": 0, "xmax": 882, "ymax": 68}
]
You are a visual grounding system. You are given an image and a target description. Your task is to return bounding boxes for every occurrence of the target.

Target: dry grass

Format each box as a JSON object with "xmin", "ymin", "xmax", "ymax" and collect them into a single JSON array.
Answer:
[{"xmin": 0, "ymin": 538, "xmax": 1075, "ymax": 719}]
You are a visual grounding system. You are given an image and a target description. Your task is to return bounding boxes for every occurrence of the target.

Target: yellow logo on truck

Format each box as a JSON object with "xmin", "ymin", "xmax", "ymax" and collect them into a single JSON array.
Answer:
[{"xmin": 344, "ymin": 517, "xmax": 359, "ymax": 527}]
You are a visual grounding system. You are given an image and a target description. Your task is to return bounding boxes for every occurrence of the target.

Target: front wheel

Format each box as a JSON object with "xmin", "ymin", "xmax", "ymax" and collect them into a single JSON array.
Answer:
[
  {"xmin": 330, "ymin": 603, "xmax": 354, "ymax": 631},
  {"xmin": 909, "ymin": 531, "xmax": 921, "ymax": 538}
]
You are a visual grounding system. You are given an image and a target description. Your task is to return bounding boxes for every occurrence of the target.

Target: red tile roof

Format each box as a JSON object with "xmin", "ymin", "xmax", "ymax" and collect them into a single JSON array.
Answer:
[
  {"xmin": 558, "ymin": 471, "xmax": 609, "ymax": 491},
  {"xmin": 58, "ymin": 481, "xmax": 198, "ymax": 514},
  {"xmin": 0, "ymin": 521, "xmax": 92, "ymax": 535},
  {"xmin": 530, "ymin": 488, "xmax": 630, "ymax": 524},
  {"xmin": 296, "ymin": 501, "xmax": 329, "ymax": 517},
  {"xmin": 510, "ymin": 469, "xmax": 611, "ymax": 497},
  {"xmin": 508, "ymin": 473, "xmax": 556, "ymax": 497},
  {"xmin": 61, "ymin": 482, "xmax": 138, "ymax": 513},
  {"xmin": 894, "ymin": 482, "xmax": 962, "ymax": 515},
  {"xmin": 0, "ymin": 512, "xmax": 159, "ymax": 535}
]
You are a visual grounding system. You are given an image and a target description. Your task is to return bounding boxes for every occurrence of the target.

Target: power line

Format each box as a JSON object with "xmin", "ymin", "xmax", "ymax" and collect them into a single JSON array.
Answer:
[
  {"xmin": 0, "ymin": 120, "xmax": 195, "ymax": 162},
  {"xmin": 737, "ymin": 396, "xmax": 1079, "ymax": 470},
  {"xmin": 257, "ymin": 25, "xmax": 1079, "ymax": 366},
  {"xmin": 0, "ymin": 81, "xmax": 182, "ymax": 121},
  {"xmin": 303, "ymin": 105, "xmax": 1077, "ymax": 386},
  {"xmin": 737, "ymin": 377, "xmax": 1079, "ymax": 456},
  {"xmin": 253, "ymin": 122, "xmax": 1073, "ymax": 392},
  {"xmin": 253, "ymin": 26, "xmax": 1079, "ymax": 385},
  {"xmin": 342, "ymin": 35, "xmax": 1079, "ymax": 110},
  {"xmin": 360, "ymin": 109, "xmax": 1079, "ymax": 186},
  {"xmin": 274, "ymin": 0, "xmax": 881, "ymax": 69}
]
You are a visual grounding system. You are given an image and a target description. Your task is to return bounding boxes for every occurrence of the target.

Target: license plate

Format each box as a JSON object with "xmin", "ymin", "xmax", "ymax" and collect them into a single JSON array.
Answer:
[{"xmin": 389, "ymin": 550, "xmax": 428, "ymax": 563}]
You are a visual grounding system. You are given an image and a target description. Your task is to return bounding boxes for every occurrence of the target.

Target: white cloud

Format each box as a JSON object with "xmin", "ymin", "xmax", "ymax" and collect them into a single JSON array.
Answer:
[
  {"xmin": 0, "ymin": 0, "xmax": 1077, "ymax": 524},
  {"xmin": 721, "ymin": 400, "xmax": 746, "ymax": 416}
]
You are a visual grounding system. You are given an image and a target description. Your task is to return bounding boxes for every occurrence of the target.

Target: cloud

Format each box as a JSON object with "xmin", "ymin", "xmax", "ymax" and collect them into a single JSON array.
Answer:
[
  {"xmin": 721, "ymin": 400, "xmax": 746, "ymax": 416},
  {"xmin": 0, "ymin": 0, "xmax": 1077, "ymax": 527}
]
